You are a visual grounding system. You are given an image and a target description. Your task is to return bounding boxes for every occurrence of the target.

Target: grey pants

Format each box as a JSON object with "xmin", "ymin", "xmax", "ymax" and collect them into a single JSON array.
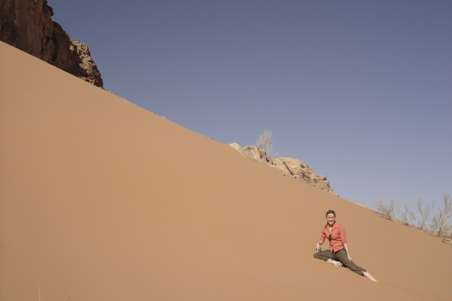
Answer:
[{"xmin": 314, "ymin": 249, "xmax": 366, "ymax": 276}]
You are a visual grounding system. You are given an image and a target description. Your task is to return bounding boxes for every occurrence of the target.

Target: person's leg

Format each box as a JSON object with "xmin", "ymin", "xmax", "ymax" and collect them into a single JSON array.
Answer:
[
  {"xmin": 334, "ymin": 249, "xmax": 377, "ymax": 281},
  {"xmin": 327, "ymin": 250, "xmax": 377, "ymax": 281},
  {"xmin": 314, "ymin": 250, "xmax": 343, "ymax": 267},
  {"xmin": 313, "ymin": 250, "xmax": 333, "ymax": 261},
  {"xmin": 334, "ymin": 249, "xmax": 366, "ymax": 275},
  {"xmin": 362, "ymin": 271, "xmax": 377, "ymax": 282}
]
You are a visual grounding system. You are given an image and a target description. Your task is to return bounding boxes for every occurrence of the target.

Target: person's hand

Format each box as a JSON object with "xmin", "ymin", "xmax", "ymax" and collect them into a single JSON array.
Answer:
[
  {"xmin": 348, "ymin": 255, "xmax": 354, "ymax": 262},
  {"xmin": 315, "ymin": 243, "xmax": 322, "ymax": 252}
]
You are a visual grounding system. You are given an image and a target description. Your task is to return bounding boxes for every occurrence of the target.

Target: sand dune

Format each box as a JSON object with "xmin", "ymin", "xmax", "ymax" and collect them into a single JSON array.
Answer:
[{"xmin": 1, "ymin": 41, "xmax": 451, "ymax": 300}]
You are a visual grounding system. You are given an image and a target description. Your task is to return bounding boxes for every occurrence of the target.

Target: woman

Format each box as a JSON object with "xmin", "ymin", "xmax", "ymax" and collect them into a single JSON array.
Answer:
[{"xmin": 313, "ymin": 209, "xmax": 377, "ymax": 282}]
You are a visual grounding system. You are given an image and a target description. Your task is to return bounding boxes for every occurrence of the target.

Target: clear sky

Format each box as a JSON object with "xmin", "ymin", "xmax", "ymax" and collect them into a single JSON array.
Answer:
[{"xmin": 49, "ymin": 0, "xmax": 451, "ymax": 210}]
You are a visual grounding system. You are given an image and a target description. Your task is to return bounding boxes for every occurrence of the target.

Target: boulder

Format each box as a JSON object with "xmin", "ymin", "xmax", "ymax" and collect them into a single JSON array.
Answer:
[
  {"xmin": 229, "ymin": 142, "xmax": 336, "ymax": 195},
  {"xmin": 271, "ymin": 157, "xmax": 335, "ymax": 194},
  {"xmin": 242, "ymin": 145, "xmax": 270, "ymax": 163},
  {"xmin": 228, "ymin": 142, "xmax": 243, "ymax": 154}
]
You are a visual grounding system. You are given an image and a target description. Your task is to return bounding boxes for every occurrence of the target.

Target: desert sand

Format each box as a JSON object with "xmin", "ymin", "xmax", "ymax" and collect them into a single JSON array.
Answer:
[{"xmin": 1, "ymin": 41, "xmax": 451, "ymax": 300}]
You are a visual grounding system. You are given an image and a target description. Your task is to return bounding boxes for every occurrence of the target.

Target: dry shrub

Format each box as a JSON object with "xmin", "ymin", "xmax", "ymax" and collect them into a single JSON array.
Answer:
[
  {"xmin": 374, "ymin": 194, "xmax": 452, "ymax": 239},
  {"xmin": 416, "ymin": 197, "xmax": 434, "ymax": 231},
  {"xmin": 400, "ymin": 203, "xmax": 415, "ymax": 225},
  {"xmin": 373, "ymin": 198, "xmax": 395, "ymax": 220},
  {"xmin": 256, "ymin": 131, "xmax": 273, "ymax": 159},
  {"xmin": 430, "ymin": 194, "xmax": 452, "ymax": 237}
]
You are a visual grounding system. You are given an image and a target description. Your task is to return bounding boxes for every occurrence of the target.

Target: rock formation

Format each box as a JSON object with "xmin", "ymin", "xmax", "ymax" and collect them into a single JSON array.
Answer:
[
  {"xmin": 242, "ymin": 145, "xmax": 270, "ymax": 164},
  {"xmin": 230, "ymin": 143, "xmax": 336, "ymax": 195},
  {"xmin": 271, "ymin": 157, "xmax": 335, "ymax": 194},
  {"xmin": 0, "ymin": 0, "xmax": 103, "ymax": 88},
  {"xmin": 70, "ymin": 40, "xmax": 103, "ymax": 87}
]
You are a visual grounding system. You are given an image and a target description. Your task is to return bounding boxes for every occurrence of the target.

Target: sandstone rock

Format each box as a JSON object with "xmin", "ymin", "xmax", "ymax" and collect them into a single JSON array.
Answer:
[
  {"xmin": 242, "ymin": 145, "xmax": 270, "ymax": 163},
  {"xmin": 228, "ymin": 142, "xmax": 243, "ymax": 154},
  {"xmin": 271, "ymin": 157, "xmax": 335, "ymax": 194},
  {"xmin": 0, "ymin": 0, "xmax": 103, "ymax": 88},
  {"xmin": 71, "ymin": 40, "xmax": 103, "ymax": 87},
  {"xmin": 229, "ymin": 142, "xmax": 336, "ymax": 195}
]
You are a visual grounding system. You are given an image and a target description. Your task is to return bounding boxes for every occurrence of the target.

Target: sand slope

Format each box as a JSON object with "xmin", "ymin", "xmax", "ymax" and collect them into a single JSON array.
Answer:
[{"xmin": 1, "ymin": 41, "xmax": 451, "ymax": 300}]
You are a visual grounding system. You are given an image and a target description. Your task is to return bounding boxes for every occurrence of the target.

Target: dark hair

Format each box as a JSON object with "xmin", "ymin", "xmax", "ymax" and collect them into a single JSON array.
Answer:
[{"xmin": 325, "ymin": 210, "xmax": 336, "ymax": 217}]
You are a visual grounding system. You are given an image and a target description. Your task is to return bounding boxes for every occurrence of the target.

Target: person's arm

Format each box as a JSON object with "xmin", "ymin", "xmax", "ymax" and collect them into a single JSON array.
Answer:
[
  {"xmin": 316, "ymin": 229, "xmax": 326, "ymax": 252},
  {"xmin": 315, "ymin": 240, "xmax": 324, "ymax": 251},
  {"xmin": 343, "ymin": 243, "xmax": 353, "ymax": 262}
]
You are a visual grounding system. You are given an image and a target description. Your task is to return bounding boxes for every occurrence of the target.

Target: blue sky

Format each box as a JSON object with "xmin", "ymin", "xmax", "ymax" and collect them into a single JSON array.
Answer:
[{"xmin": 49, "ymin": 0, "xmax": 451, "ymax": 209}]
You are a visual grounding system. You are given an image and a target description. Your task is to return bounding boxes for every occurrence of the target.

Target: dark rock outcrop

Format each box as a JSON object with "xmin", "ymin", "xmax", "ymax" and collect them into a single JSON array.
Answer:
[
  {"xmin": 230, "ymin": 143, "xmax": 336, "ymax": 195},
  {"xmin": 0, "ymin": 0, "xmax": 103, "ymax": 88}
]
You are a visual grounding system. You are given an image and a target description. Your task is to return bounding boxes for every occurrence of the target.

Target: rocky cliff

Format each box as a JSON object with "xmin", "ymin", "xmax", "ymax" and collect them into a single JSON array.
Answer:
[
  {"xmin": 230, "ymin": 143, "xmax": 336, "ymax": 195},
  {"xmin": 0, "ymin": 0, "xmax": 103, "ymax": 88}
]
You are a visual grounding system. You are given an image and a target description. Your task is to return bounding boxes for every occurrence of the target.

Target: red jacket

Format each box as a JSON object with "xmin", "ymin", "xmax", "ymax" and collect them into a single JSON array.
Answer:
[{"xmin": 319, "ymin": 222, "xmax": 348, "ymax": 253}]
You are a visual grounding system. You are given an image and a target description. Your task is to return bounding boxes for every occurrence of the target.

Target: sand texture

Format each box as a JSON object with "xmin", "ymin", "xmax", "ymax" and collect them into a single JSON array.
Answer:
[{"xmin": 1, "ymin": 41, "xmax": 451, "ymax": 300}]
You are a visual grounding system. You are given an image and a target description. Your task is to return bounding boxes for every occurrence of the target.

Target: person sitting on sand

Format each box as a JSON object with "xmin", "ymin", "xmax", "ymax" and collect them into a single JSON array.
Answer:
[{"xmin": 313, "ymin": 209, "xmax": 377, "ymax": 282}]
